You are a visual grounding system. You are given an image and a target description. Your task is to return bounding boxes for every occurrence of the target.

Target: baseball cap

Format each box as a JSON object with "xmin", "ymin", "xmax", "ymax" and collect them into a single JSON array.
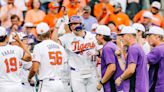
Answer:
[
  {"xmin": 146, "ymin": 26, "xmax": 164, "ymax": 36},
  {"xmin": 143, "ymin": 11, "xmax": 153, "ymax": 19},
  {"xmin": 36, "ymin": 22, "xmax": 50, "ymax": 35},
  {"xmin": 120, "ymin": 26, "xmax": 137, "ymax": 35},
  {"xmin": 0, "ymin": 26, "xmax": 7, "ymax": 37},
  {"xmin": 83, "ymin": 6, "xmax": 91, "ymax": 13},
  {"xmin": 132, "ymin": 23, "xmax": 145, "ymax": 32},
  {"xmin": 48, "ymin": 2, "xmax": 59, "ymax": 9},
  {"xmin": 69, "ymin": 15, "xmax": 82, "ymax": 24},
  {"xmin": 151, "ymin": 1, "xmax": 161, "ymax": 10},
  {"xmin": 91, "ymin": 23, "xmax": 99, "ymax": 30},
  {"xmin": 95, "ymin": 25, "xmax": 111, "ymax": 36},
  {"xmin": 24, "ymin": 22, "xmax": 34, "ymax": 28}
]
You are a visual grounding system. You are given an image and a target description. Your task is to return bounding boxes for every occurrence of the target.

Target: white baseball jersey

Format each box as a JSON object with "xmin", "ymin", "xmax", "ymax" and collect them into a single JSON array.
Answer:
[
  {"xmin": 0, "ymin": 45, "xmax": 24, "ymax": 87},
  {"xmin": 59, "ymin": 31, "xmax": 101, "ymax": 77},
  {"xmin": 19, "ymin": 60, "xmax": 33, "ymax": 83},
  {"xmin": 32, "ymin": 39, "xmax": 68, "ymax": 80}
]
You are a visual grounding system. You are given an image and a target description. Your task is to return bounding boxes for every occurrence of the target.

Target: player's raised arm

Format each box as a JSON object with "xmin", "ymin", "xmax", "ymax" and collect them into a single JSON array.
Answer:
[{"xmin": 13, "ymin": 33, "xmax": 32, "ymax": 61}]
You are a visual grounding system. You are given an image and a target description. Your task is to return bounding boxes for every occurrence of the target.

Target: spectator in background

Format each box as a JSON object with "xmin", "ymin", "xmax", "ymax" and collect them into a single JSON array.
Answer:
[
  {"xmin": 25, "ymin": 0, "xmax": 45, "ymax": 25},
  {"xmin": 62, "ymin": 0, "xmax": 87, "ymax": 8},
  {"xmin": 82, "ymin": 6, "xmax": 98, "ymax": 32},
  {"xmin": 126, "ymin": 0, "xmax": 141, "ymax": 20},
  {"xmin": 87, "ymin": 0, "xmax": 99, "ymax": 16},
  {"xmin": 109, "ymin": 2, "xmax": 130, "ymax": 28},
  {"xmin": 14, "ymin": 0, "xmax": 28, "ymax": 18},
  {"xmin": 43, "ymin": 2, "xmax": 61, "ymax": 28},
  {"xmin": 59, "ymin": 0, "xmax": 81, "ymax": 17},
  {"xmin": 94, "ymin": 0, "xmax": 114, "ymax": 21},
  {"xmin": 40, "ymin": 0, "xmax": 54, "ymax": 13},
  {"xmin": 133, "ymin": 1, "xmax": 164, "ymax": 29},
  {"xmin": 141, "ymin": 11, "xmax": 153, "ymax": 31},
  {"xmin": 6, "ymin": 15, "xmax": 23, "ymax": 34},
  {"xmin": 26, "ymin": 0, "xmax": 33, "ymax": 10},
  {"xmin": 107, "ymin": 21, "xmax": 118, "ymax": 33},
  {"xmin": 0, "ymin": 0, "xmax": 23, "ymax": 28}
]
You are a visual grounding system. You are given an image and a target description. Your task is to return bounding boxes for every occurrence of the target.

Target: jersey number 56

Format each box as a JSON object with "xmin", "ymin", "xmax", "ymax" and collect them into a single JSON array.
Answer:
[{"xmin": 49, "ymin": 51, "xmax": 62, "ymax": 65}]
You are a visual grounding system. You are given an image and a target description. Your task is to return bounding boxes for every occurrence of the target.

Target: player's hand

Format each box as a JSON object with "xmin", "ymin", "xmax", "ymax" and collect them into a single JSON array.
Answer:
[
  {"xmin": 28, "ymin": 79, "xmax": 35, "ymax": 87},
  {"xmin": 115, "ymin": 49, "xmax": 121, "ymax": 56},
  {"xmin": 64, "ymin": 24, "xmax": 71, "ymax": 33},
  {"xmin": 97, "ymin": 83, "xmax": 103, "ymax": 91},
  {"xmin": 13, "ymin": 33, "xmax": 21, "ymax": 42},
  {"xmin": 115, "ymin": 77, "xmax": 122, "ymax": 86},
  {"xmin": 11, "ymin": 25, "xmax": 18, "ymax": 32}
]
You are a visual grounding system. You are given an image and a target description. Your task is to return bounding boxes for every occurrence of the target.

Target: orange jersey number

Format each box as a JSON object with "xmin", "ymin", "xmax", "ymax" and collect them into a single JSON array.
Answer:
[
  {"xmin": 49, "ymin": 51, "xmax": 62, "ymax": 65},
  {"xmin": 4, "ymin": 57, "xmax": 17, "ymax": 73}
]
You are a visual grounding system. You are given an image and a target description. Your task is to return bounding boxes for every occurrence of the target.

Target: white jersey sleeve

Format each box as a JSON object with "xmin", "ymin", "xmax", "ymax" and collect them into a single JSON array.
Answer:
[
  {"xmin": 14, "ymin": 46, "xmax": 24, "ymax": 59},
  {"xmin": 32, "ymin": 45, "xmax": 41, "ymax": 62},
  {"xmin": 58, "ymin": 33, "xmax": 72, "ymax": 47}
]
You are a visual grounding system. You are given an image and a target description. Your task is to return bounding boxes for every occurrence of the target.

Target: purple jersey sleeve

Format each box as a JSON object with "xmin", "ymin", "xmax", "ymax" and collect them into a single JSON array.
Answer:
[
  {"xmin": 127, "ymin": 47, "xmax": 138, "ymax": 64},
  {"xmin": 103, "ymin": 47, "xmax": 116, "ymax": 65},
  {"xmin": 147, "ymin": 48, "xmax": 160, "ymax": 64}
]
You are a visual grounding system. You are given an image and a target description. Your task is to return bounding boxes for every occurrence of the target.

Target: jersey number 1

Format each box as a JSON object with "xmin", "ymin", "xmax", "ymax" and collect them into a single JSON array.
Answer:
[
  {"xmin": 49, "ymin": 51, "xmax": 62, "ymax": 65},
  {"xmin": 4, "ymin": 57, "xmax": 17, "ymax": 73}
]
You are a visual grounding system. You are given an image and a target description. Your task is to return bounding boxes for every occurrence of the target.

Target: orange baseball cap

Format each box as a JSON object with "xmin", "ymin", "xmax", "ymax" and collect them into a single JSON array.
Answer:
[{"xmin": 48, "ymin": 2, "xmax": 59, "ymax": 9}]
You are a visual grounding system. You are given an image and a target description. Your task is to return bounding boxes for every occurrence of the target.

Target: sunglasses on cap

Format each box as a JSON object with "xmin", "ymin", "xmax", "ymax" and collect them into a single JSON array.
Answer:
[
  {"xmin": 74, "ymin": 25, "xmax": 84, "ymax": 32},
  {"xmin": 70, "ymin": 16, "xmax": 81, "ymax": 21},
  {"xmin": 70, "ymin": 22, "xmax": 81, "ymax": 26}
]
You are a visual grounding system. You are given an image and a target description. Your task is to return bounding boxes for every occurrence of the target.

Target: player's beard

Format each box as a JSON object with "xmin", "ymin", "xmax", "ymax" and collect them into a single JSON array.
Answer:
[{"xmin": 97, "ymin": 40, "xmax": 102, "ymax": 45}]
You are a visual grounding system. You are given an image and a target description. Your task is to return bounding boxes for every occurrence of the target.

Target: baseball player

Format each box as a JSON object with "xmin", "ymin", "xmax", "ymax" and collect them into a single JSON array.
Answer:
[
  {"xmin": 28, "ymin": 22, "xmax": 67, "ymax": 92},
  {"xmin": 8, "ymin": 32, "xmax": 36, "ymax": 92},
  {"xmin": 58, "ymin": 15, "xmax": 100, "ymax": 92},
  {"xmin": 115, "ymin": 26, "xmax": 149, "ymax": 92},
  {"xmin": 132, "ymin": 23, "xmax": 151, "ymax": 55},
  {"xmin": 0, "ymin": 26, "xmax": 32, "ymax": 92},
  {"xmin": 146, "ymin": 26, "xmax": 164, "ymax": 92},
  {"xmin": 19, "ymin": 33, "xmax": 36, "ymax": 92},
  {"xmin": 95, "ymin": 25, "xmax": 128, "ymax": 92}
]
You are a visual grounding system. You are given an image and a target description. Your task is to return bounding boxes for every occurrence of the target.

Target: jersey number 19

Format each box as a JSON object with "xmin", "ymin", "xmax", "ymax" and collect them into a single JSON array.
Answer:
[{"xmin": 4, "ymin": 57, "xmax": 17, "ymax": 73}]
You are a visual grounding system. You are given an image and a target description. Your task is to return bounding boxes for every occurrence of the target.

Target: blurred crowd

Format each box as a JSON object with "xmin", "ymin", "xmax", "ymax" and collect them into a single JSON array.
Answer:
[
  {"xmin": 0, "ymin": 0, "xmax": 163, "ymax": 39},
  {"xmin": 0, "ymin": 0, "xmax": 164, "ymax": 92}
]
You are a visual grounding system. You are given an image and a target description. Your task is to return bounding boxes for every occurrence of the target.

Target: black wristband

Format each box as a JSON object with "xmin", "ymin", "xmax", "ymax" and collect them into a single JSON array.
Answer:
[{"xmin": 100, "ymin": 80, "xmax": 104, "ymax": 85}]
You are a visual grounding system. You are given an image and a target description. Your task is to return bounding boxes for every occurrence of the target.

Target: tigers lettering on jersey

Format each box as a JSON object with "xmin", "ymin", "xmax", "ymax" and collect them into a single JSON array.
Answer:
[{"xmin": 71, "ymin": 40, "xmax": 95, "ymax": 53}]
